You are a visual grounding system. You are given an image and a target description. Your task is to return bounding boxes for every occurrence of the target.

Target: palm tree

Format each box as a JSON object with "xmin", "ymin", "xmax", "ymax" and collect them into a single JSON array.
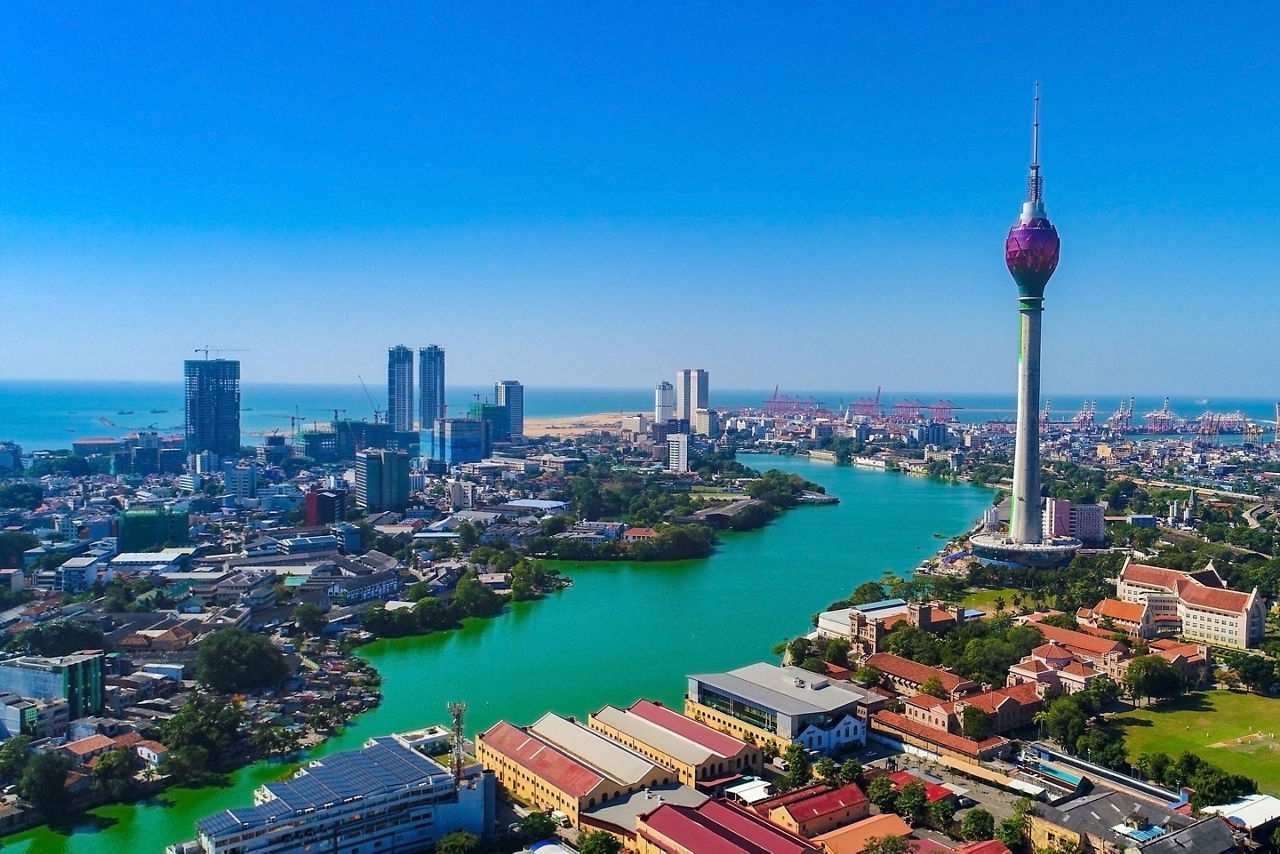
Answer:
[{"xmin": 995, "ymin": 595, "xmax": 1006, "ymax": 613}]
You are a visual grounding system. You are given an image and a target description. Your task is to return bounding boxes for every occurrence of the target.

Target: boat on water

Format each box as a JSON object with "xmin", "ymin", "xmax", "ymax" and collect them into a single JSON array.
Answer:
[
  {"xmin": 118, "ymin": 409, "xmax": 134, "ymax": 414},
  {"xmin": 150, "ymin": 408, "xmax": 167, "ymax": 413}
]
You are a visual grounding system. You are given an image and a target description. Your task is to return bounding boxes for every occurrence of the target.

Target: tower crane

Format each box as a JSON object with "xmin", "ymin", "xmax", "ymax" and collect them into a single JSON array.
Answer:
[
  {"xmin": 194, "ymin": 346, "xmax": 249, "ymax": 359},
  {"xmin": 357, "ymin": 375, "xmax": 383, "ymax": 423}
]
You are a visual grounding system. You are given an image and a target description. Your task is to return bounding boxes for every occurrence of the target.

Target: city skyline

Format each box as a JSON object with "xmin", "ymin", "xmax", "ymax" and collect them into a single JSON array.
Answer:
[{"xmin": 3, "ymin": 3, "xmax": 1278, "ymax": 396}]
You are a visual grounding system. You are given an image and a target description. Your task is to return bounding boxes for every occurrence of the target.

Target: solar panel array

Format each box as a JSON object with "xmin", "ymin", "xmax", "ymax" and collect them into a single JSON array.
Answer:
[{"xmin": 196, "ymin": 738, "xmax": 452, "ymax": 839}]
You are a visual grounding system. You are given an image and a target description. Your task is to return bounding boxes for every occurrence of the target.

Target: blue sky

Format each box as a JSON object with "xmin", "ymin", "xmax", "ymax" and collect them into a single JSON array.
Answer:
[{"xmin": 2, "ymin": 1, "xmax": 1277, "ymax": 395}]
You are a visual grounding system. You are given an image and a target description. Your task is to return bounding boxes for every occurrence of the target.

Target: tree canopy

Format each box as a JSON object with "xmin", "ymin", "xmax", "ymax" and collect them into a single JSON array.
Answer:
[{"xmin": 195, "ymin": 628, "xmax": 289, "ymax": 693}]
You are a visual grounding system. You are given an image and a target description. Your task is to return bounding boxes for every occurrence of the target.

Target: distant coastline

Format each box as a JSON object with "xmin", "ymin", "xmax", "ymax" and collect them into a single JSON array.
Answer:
[{"xmin": 0, "ymin": 378, "xmax": 1273, "ymax": 452}]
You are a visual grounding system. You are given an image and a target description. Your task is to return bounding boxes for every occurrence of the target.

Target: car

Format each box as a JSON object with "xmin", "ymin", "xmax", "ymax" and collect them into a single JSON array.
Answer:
[{"xmin": 864, "ymin": 749, "xmax": 877, "ymax": 757}]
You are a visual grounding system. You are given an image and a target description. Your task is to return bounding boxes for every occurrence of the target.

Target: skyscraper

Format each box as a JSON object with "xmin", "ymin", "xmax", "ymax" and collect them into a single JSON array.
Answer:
[
  {"xmin": 355, "ymin": 448, "xmax": 410, "ymax": 511},
  {"xmin": 184, "ymin": 358, "xmax": 240, "ymax": 457},
  {"xmin": 972, "ymin": 85, "xmax": 1079, "ymax": 567},
  {"xmin": 419, "ymin": 345, "xmax": 446, "ymax": 429},
  {"xmin": 655, "ymin": 381, "xmax": 675, "ymax": 424},
  {"xmin": 495, "ymin": 380, "xmax": 524, "ymax": 437},
  {"xmin": 675, "ymin": 369, "xmax": 709, "ymax": 423},
  {"xmin": 387, "ymin": 345, "xmax": 414, "ymax": 432}
]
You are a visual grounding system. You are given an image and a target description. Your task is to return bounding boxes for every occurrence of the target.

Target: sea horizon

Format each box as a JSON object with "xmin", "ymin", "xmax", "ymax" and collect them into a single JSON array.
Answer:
[{"xmin": 0, "ymin": 377, "xmax": 1275, "ymax": 452}]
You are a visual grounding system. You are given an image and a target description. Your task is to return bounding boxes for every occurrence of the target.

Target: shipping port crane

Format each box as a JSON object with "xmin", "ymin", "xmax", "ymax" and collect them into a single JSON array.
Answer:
[{"xmin": 193, "ymin": 346, "xmax": 248, "ymax": 359}]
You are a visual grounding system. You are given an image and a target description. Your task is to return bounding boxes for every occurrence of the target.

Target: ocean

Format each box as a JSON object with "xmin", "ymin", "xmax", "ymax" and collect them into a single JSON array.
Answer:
[{"xmin": 0, "ymin": 379, "xmax": 1275, "ymax": 451}]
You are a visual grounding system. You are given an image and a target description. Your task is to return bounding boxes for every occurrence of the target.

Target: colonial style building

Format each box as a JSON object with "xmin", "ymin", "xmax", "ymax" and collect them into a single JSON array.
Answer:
[{"xmin": 1116, "ymin": 559, "xmax": 1264, "ymax": 649}]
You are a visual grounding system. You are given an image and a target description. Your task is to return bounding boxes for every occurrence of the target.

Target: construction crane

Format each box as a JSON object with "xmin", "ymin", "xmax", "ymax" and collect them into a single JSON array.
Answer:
[
  {"xmin": 193, "ymin": 346, "xmax": 249, "ymax": 359},
  {"xmin": 311, "ymin": 408, "xmax": 347, "ymax": 422},
  {"xmin": 357, "ymin": 375, "xmax": 383, "ymax": 423}
]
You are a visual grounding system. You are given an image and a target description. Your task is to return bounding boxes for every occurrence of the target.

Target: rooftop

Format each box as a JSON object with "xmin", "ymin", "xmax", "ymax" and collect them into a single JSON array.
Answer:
[
  {"xmin": 691, "ymin": 663, "xmax": 871, "ymax": 717},
  {"xmin": 529, "ymin": 712, "xmax": 659, "ymax": 785},
  {"xmin": 638, "ymin": 798, "xmax": 819, "ymax": 854},
  {"xmin": 196, "ymin": 737, "xmax": 453, "ymax": 838}
]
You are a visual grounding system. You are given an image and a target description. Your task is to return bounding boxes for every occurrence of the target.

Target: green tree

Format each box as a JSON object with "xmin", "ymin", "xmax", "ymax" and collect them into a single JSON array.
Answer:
[
  {"xmin": 861, "ymin": 834, "xmax": 914, "ymax": 854},
  {"xmin": 996, "ymin": 815, "xmax": 1026, "ymax": 849},
  {"xmin": 849, "ymin": 581, "xmax": 889, "ymax": 606},
  {"xmin": 1123, "ymin": 654, "xmax": 1183, "ymax": 706},
  {"xmin": 779, "ymin": 742, "xmax": 811, "ymax": 791},
  {"xmin": 435, "ymin": 829, "xmax": 481, "ymax": 854},
  {"xmin": 894, "ymin": 780, "xmax": 928, "ymax": 822},
  {"xmin": 814, "ymin": 756, "xmax": 839, "ymax": 787},
  {"xmin": 961, "ymin": 808, "xmax": 996, "ymax": 841},
  {"xmin": 293, "ymin": 603, "xmax": 327, "ymax": 636},
  {"xmin": 159, "ymin": 695, "xmax": 245, "ymax": 776},
  {"xmin": 519, "ymin": 811, "xmax": 558, "ymax": 840},
  {"xmin": 854, "ymin": 665, "xmax": 883, "ymax": 686},
  {"xmin": 0, "ymin": 735, "xmax": 32, "ymax": 779},
  {"xmin": 453, "ymin": 571, "xmax": 503, "ymax": 617},
  {"xmin": 868, "ymin": 774, "xmax": 897, "ymax": 811},
  {"xmin": 195, "ymin": 628, "xmax": 290, "ymax": 693},
  {"xmin": 961, "ymin": 705, "xmax": 993, "ymax": 741},
  {"xmin": 920, "ymin": 675, "xmax": 948, "ymax": 698},
  {"xmin": 928, "ymin": 797, "xmax": 957, "ymax": 831},
  {"xmin": 18, "ymin": 752, "xmax": 72, "ymax": 816},
  {"xmin": 839, "ymin": 758, "xmax": 863, "ymax": 784},
  {"xmin": 11, "ymin": 619, "xmax": 104, "ymax": 657},
  {"xmin": 579, "ymin": 830, "xmax": 623, "ymax": 854},
  {"xmin": 91, "ymin": 747, "xmax": 141, "ymax": 800},
  {"xmin": 1235, "ymin": 656, "xmax": 1277, "ymax": 694},
  {"xmin": 1044, "ymin": 696, "xmax": 1088, "ymax": 749}
]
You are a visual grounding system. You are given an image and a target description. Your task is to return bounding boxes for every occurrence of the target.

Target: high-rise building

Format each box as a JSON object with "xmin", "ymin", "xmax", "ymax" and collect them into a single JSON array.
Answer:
[
  {"xmin": 469, "ymin": 402, "xmax": 511, "ymax": 443},
  {"xmin": 667, "ymin": 433, "xmax": 690, "ymax": 473},
  {"xmin": 0, "ymin": 653, "xmax": 104, "ymax": 719},
  {"xmin": 675, "ymin": 369, "xmax": 709, "ymax": 423},
  {"xmin": 184, "ymin": 359, "xmax": 240, "ymax": 457},
  {"xmin": 419, "ymin": 345, "xmax": 446, "ymax": 429},
  {"xmin": 971, "ymin": 86, "xmax": 1080, "ymax": 568},
  {"xmin": 655, "ymin": 381, "xmax": 675, "ymax": 424},
  {"xmin": 355, "ymin": 449, "xmax": 411, "ymax": 512},
  {"xmin": 693, "ymin": 408, "xmax": 720, "ymax": 438},
  {"xmin": 494, "ymin": 380, "xmax": 524, "ymax": 437},
  {"xmin": 431, "ymin": 419, "xmax": 492, "ymax": 466},
  {"xmin": 387, "ymin": 345, "xmax": 415, "ymax": 432},
  {"xmin": 119, "ymin": 507, "xmax": 190, "ymax": 552}
]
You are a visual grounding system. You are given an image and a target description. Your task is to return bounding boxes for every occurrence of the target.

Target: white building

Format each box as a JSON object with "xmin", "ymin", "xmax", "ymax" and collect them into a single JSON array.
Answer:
[
  {"xmin": 182, "ymin": 735, "xmax": 494, "ymax": 854},
  {"xmin": 675, "ymin": 369, "xmax": 708, "ymax": 423},
  {"xmin": 655, "ymin": 381, "xmax": 675, "ymax": 424},
  {"xmin": 1116, "ymin": 558, "xmax": 1265, "ymax": 649},
  {"xmin": 693, "ymin": 408, "xmax": 719, "ymax": 438},
  {"xmin": 495, "ymin": 380, "xmax": 524, "ymax": 437},
  {"xmin": 667, "ymin": 433, "xmax": 690, "ymax": 473}
]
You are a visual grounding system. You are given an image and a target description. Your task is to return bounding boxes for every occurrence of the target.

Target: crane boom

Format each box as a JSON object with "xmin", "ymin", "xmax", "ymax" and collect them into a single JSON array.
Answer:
[{"xmin": 357, "ymin": 375, "xmax": 383, "ymax": 423}]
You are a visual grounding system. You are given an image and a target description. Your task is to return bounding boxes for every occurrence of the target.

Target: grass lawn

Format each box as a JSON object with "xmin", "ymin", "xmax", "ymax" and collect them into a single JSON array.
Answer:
[
  {"xmin": 1112, "ymin": 690, "xmax": 1280, "ymax": 794},
  {"xmin": 960, "ymin": 587, "xmax": 1026, "ymax": 614}
]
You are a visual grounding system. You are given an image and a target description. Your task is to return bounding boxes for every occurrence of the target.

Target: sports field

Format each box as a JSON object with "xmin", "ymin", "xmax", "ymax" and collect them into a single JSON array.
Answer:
[
  {"xmin": 1113, "ymin": 690, "xmax": 1280, "ymax": 794},
  {"xmin": 960, "ymin": 587, "xmax": 1031, "ymax": 614}
]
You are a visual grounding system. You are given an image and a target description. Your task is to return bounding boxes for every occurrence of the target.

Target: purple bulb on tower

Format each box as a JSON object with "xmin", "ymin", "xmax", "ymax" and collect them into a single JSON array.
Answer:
[
  {"xmin": 971, "ymin": 83, "xmax": 1080, "ymax": 566},
  {"xmin": 1008, "ymin": 81, "xmax": 1056, "ymax": 546}
]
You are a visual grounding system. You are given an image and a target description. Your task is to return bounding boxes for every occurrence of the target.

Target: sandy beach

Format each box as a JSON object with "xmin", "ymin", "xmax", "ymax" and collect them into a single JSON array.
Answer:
[{"xmin": 522, "ymin": 411, "xmax": 632, "ymax": 438}]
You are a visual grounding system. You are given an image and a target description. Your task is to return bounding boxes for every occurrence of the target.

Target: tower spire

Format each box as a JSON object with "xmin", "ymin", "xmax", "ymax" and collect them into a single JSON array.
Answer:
[{"xmin": 1022, "ymin": 81, "xmax": 1045, "ymax": 221}]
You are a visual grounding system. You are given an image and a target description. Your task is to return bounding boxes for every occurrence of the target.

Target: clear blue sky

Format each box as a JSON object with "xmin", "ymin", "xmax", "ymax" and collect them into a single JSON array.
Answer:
[{"xmin": 2, "ymin": 1, "xmax": 1277, "ymax": 395}]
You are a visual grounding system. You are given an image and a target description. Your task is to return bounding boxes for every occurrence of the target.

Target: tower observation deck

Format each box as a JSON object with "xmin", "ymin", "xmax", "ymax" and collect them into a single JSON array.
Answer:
[{"xmin": 972, "ymin": 84, "xmax": 1080, "ymax": 568}]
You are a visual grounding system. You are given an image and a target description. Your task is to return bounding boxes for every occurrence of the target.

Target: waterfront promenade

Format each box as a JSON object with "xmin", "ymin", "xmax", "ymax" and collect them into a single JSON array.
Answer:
[{"xmin": 1, "ymin": 457, "xmax": 991, "ymax": 853}]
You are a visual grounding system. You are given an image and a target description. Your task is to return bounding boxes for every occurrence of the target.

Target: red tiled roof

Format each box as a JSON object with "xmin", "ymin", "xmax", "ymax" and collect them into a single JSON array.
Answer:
[
  {"xmin": 639, "ymin": 798, "xmax": 819, "ymax": 854},
  {"xmin": 888, "ymin": 771, "xmax": 953, "ymax": 803},
  {"xmin": 813, "ymin": 813, "xmax": 913, "ymax": 854},
  {"xmin": 1031, "ymin": 622, "xmax": 1126, "ymax": 658},
  {"xmin": 955, "ymin": 842, "xmax": 1013, "ymax": 854},
  {"xmin": 480, "ymin": 721, "xmax": 604, "ymax": 797},
  {"xmin": 874, "ymin": 711, "xmax": 1006, "ymax": 758},
  {"xmin": 781, "ymin": 783, "xmax": 868, "ymax": 822},
  {"xmin": 627, "ymin": 699, "xmax": 750, "ymax": 758},
  {"xmin": 112, "ymin": 732, "xmax": 143, "ymax": 748},
  {"xmin": 1032, "ymin": 642, "xmax": 1074, "ymax": 661},
  {"xmin": 1121, "ymin": 563, "xmax": 1186, "ymax": 591},
  {"xmin": 1094, "ymin": 598, "xmax": 1147, "ymax": 623},
  {"xmin": 1059, "ymin": 661, "xmax": 1098, "ymax": 678},
  {"xmin": 1178, "ymin": 582, "xmax": 1253, "ymax": 613},
  {"xmin": 866, "ymin": 653, "xmax": 972, "ymax": 694},
  {"xmin": 64, "ymin": 734, "xmax": 115, "ymax": 757},
  {"xmin": 753, "ymin": 784, "xmax": 830, "ymax": 816}
]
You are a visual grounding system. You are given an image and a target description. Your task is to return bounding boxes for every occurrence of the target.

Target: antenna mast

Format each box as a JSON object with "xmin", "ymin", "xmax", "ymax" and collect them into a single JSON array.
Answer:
[{"xmin": 448, "ymin": 702, "xmax": 467, "ymax": 783}]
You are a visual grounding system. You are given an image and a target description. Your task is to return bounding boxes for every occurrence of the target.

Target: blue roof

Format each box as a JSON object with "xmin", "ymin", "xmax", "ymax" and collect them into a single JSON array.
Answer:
[
  {"xmin": 857, "ymin": 597, "xmax": 908, "ymax": 614},
  {"xmin": 196, "ymin": 738, "xmax": 451, "ymax": 837}
]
